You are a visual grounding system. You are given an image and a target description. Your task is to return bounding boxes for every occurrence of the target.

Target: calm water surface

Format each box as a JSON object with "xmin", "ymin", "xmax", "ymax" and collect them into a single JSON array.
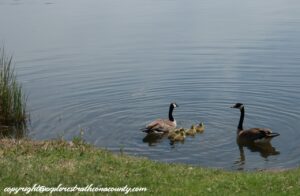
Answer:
[{"xmin": 1, "ymin": 0, "xmax": 300, "ymax": 170}]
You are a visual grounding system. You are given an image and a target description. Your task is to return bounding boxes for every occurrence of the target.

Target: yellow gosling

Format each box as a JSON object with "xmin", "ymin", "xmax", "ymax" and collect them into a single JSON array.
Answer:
[
  {"xmin": 186, "ymin": 125, "xmax": 197, "ymax": 136},
  {"xmin": 170, "ymin": 131, "xmax": 186, "ymax": 142},
  {"xmin": 196, "ymin": 122, "xmax": 205, "ymax": 133}
]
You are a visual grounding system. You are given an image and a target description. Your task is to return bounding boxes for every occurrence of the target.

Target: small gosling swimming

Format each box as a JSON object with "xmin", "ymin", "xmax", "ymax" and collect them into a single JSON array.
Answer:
[
  {"xmin": 167, "ymin": 128, "xmax": 180, "ymax": 139},
  {"xmin": 196, "ymin": 122, "xmax": 205, "ymax": 133},
  {"xmin": 169, "ymin": 128, "xmax": 186, "ymax": 142},
  {"xmin": 171, "ymin": 131, "xmax": 186, "ymax": 142},
  {"xmin": 186, "ymin": 125, "xmax": 197, "ymax": 136}
]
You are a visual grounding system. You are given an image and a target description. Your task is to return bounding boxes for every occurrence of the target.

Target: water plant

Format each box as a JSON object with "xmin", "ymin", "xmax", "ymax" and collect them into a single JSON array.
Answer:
[{"xmin": 0, "ymin": 48, "xmax": 27, "ymax": 135}]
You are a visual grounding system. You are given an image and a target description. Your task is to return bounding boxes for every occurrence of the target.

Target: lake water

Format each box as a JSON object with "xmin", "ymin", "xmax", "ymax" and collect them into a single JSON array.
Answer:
[{"xmin": 1, "ymin": 0, "xmax": 300, "ymax": 170}]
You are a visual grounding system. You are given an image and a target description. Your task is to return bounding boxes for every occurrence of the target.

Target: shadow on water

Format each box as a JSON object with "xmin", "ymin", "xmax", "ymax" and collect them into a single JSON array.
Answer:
[
  {"xmin": 234, "ymin": 137, "xmax": 280, "ymax": 170},
  {"xmin": 0, "ymin": 124, "xmax": 28, "ymax": 139},
  {"xmin": 142, "ymin": 133, "xmax": 165, "ymax": 146},
  {"xmin": 142, "ymin": 132, "xmax": 186, "ymax": 146}
]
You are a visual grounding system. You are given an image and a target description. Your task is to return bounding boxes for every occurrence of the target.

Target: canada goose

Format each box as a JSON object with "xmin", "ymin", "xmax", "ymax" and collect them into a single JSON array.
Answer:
[
  {"xmin": 186, "ymin": 125, "xmax": 197, "ymax": 136},
  {"xmin": 169, "ymin": 128, "xmax": 186, "ymax": 142},
  {"xmin": 231, "ymin": 103, "xmax": 280, "ymax": 143},
  {"xmin": 196, "ymin": 122, "xmax": 205, "ymax": 133},
  {"xmin": 142, "ymin": 102, "xmax": 178, "ymax": 134}
]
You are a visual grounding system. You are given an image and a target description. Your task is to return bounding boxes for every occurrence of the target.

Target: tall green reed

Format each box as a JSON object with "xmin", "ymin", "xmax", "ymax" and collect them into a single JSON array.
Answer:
[{"xmin": 0, "ymin": 49, "xmax": 27, "ymax": 130}]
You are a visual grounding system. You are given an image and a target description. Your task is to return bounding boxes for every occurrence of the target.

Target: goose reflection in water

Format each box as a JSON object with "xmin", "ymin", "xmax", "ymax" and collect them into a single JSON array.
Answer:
[
  {"xmin": 142, "ymin": 132, "xmax": 165, "ymax": 146},
  {"xmin": 142, "ymin": 132, "xmax": 185, "ymax": 146},
  {"xmin": 234, "ymin": 138, "xmax": 280, "ymax": 170},
  {"xmin": 142, "ymin": 130, "xmax": 186, "ymax": 146}
]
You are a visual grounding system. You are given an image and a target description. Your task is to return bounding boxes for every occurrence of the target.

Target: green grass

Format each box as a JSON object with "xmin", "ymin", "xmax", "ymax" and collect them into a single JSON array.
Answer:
[
  {"xmin": 0, "ymin": 139, "xmax": 299, "ymax": 195},
  {"xmin": 0, "ymin": 49, "xmax": 27, "ymax": 136}
]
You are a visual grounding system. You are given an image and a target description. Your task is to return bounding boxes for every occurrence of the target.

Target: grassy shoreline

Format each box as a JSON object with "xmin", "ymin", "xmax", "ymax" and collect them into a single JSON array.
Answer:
[{"xmin": 0, "ymin": 139, "xmax": 299, "ymax": 195}]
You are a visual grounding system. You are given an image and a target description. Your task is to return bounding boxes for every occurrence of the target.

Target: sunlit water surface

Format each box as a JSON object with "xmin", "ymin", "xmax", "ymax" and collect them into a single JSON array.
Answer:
[{"xmin": 1, "ymin": 0, "xmax": 300, "ymax": 170}]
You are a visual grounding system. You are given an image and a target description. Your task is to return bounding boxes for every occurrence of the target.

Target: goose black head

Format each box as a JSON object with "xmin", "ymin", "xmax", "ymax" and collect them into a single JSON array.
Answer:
[
  {"xmin": 231, "ymin": 103, "xmax": 244, "ymax": 109},
  {"xmin": 171, "ymin": 102, "xmax": 179, "ymax": 108}
]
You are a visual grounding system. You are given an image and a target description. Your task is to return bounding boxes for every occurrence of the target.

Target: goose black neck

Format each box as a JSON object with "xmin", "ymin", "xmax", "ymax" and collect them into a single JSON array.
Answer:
[
  {"xmin": 238, "ymin": 107, "xmax": 244, "ymax": 131},
  {"xmin": 168, "ymin": 105, "xmax": 174, "ymax": 122}
]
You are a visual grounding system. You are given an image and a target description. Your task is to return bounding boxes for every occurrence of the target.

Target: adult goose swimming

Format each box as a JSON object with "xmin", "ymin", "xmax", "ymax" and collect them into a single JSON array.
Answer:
[
  {"xmin": 231, "ymin": 103, "xmax": 280, "ymax": 143},
  {"xmin": 142, "ymin": 102, "xmax": 178, "ymax": 134}
]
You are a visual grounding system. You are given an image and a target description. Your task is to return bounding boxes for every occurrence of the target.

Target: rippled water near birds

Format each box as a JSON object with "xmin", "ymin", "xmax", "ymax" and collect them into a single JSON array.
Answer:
[{"xmin": 1, "ymin": 0, "xmax": 300, "ymax": 170}]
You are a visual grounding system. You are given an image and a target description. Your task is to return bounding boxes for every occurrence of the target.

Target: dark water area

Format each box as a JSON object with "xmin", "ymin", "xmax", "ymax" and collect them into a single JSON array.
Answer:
[{"xmin": 1, "ymin": 0, "xmax": 300, "ymax": 170}]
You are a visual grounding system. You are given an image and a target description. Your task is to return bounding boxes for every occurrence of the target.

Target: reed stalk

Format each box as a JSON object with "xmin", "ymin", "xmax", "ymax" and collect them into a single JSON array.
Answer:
[{"xmin": 0, "ymin": 48, "xmax": 27, "ymax": 130}]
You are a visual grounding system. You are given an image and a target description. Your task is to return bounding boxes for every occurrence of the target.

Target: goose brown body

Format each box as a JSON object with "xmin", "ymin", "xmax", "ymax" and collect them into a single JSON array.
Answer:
[
  {"xmin": 238, "ymin": 127, "xmax": 280, "ymax": 143},
  {"xmin": 143, "ymin": 103, "xmax": 178, "ymax": 134}
]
